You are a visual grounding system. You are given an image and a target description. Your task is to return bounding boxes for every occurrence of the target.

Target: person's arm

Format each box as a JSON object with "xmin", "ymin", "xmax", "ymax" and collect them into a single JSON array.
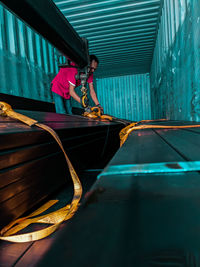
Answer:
[
  {"xmin": 89, "ymin": 83, "xmax": 104, "ymax": 113},
  {"xmin": 69, "ymin": 83, "xmax": 81, "ymax": 103},
  {"xmin": 89, "ymin": 83, "xmax": 100, "ymax": 105}
]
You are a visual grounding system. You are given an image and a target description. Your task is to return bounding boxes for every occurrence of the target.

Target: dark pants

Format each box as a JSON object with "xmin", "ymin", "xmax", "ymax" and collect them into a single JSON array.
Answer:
[{"xmin": 53, "ymin": 92, "xmax": 72, "ymax": 115}]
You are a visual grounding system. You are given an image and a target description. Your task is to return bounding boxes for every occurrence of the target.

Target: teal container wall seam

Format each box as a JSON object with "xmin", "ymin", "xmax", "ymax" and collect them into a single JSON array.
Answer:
[
  {"xmin": 150, "ymin": 0, "xmax": 200, "ymax": 121},
  {"xmin": 95, "ymin": 74, "xmax": 151, "ymax": 121},
  {"xmin": 0, "ymin": 4, "xmax": 58, "ymax": 102}
]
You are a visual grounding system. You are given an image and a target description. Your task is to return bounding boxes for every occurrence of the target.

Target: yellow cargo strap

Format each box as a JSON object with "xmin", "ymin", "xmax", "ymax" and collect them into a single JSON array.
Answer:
[
  {"xmin": 0, "ymin": 102, "xmax": 82, "ymax": 243},
  {"xmin": 83, "ymin": 106, "xmax": 113, "ymax": 121},
  {"xmin": 80, "ymin": 85, "xmax": 89, "ymax": 108},
  {"xmin": 120, "ymin": 119, "xmax": 200, "ymax": 146}
]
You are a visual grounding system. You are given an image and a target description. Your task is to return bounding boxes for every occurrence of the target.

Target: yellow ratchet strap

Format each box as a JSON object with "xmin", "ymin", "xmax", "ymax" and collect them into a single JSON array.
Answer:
[
  {"xmin": 83, "ymin": 106, "xmax": 113, "ymax": 121},
  {"xmin": 120, "ymin": 118, "xmax": 200, "ymax": 147},
  {"xmin": 81, "ymin": 85, "xmax": 88, "ymax": 108},
  {"xmin": 0, "ymin": 102, "xmax": 82, "ymax": 243}
]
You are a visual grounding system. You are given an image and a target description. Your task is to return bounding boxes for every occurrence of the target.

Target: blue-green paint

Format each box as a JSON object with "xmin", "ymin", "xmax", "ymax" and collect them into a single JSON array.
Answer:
[
  {"xmin": 150, "ymin": 0, "xmax": 200, "ymax": 122},
  {"xmin": 1, "ymin": 0, "xmax": 200, "ymax": 125},
  {"xmin": 0, "ymin": 4, "xmax": 57, "ymax": 102},
  {"xmin": 53, "ymin": 0, "xmax": 162, "ymax": 78},
  {"xmin": 95, "ymin": 74, "xmax": 151, "ymax": 121},
  {"xmin": 98, "ymin": 161, "xmax": 200, "ymax": 179}
]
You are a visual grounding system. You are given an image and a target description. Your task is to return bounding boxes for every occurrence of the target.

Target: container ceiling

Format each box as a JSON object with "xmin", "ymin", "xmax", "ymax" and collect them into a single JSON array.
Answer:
[{"xmin": 53, "ymin": 0, "xmax": 162, "ymax": 78}]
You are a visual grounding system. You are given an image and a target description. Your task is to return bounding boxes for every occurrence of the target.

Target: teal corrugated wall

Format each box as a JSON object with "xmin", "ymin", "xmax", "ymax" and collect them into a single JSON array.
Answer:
[
  {"xmin": 0, "ymin": 3, "xmax": 57, "ymax": 102},
  {"xmin": 150, "ymin": 0, "xmax": 200, "ymax": 121},
  {"xmin": 95, "ymin": 74, "xmax": 151, "ymax": 121}
]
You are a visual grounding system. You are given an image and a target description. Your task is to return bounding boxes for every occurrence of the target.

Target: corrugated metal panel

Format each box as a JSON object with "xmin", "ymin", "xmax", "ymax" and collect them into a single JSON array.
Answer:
[
  {"xmin": 0, "ymin": 3, "xmax": 57, "ymax": 102},
  {"xmin": 53, "ymin": 0, "xmax": 162, "ymax": 78},
  {"xmin": 150, "ymin": 0, "xmax": 200, "ymax": 121},
  {"xmin": 95, "ymin": 74, "xmax": 151, "ymax": 121}
]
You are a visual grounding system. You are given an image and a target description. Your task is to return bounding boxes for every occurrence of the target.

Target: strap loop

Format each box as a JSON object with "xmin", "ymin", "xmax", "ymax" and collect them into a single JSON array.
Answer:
[
  {"xmin": 120, "ymin": 119, "xmax": 200, "ymax": 146},
  {"xmin": 83, "ymin": 106, "xmax": 113, "ymax": 121},
  {"xmin": 0, "ymin": 102, "xmax": 82, "ymax": 242}
]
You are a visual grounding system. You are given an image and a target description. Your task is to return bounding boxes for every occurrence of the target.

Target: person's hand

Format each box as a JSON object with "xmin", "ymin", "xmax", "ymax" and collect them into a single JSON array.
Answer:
[
  {"xmin": 84, "ymin": 106, "xmax": 91, "ymax": 113},
  {"xmin": 96, "ymin": 104, "xmax": 104, "ymax": 114}
]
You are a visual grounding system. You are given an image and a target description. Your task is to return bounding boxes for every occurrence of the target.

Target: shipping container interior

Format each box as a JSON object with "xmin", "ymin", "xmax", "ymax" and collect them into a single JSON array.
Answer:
[
  {"xmin": 1, "ymin": 1, "xmax": 200, "ymax": 264},
  {"xmin": 0, "ymin": 0, "xmax": 199, "ymax": 122}
]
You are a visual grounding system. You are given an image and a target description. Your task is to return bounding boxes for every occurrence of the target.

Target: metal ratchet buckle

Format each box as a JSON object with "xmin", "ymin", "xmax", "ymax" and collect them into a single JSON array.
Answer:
[{"xmin": 0, "ymin": 102, "xmax": 12, "ymax": 116}]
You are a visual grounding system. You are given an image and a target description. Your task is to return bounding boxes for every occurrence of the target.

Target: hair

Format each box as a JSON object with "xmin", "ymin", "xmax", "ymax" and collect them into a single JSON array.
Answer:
[{"xmin": 89, "ymin": 55, "xmax": 99, "ymax": 64}]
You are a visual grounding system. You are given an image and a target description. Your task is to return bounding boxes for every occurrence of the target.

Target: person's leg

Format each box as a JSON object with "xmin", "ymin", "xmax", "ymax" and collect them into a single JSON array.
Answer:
[
  {"xmin": 64, "ymin": 99, "xmax": 73, "ymax": 115},
  {"xmin": 53, "ymin": 92, "xmax": 67, "ymax": 114}
]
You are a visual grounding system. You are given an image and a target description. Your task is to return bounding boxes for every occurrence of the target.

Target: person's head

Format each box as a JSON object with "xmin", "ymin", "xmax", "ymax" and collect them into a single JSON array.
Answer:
[{"xmin": 89, "ymin": 55, "xmax": 99, "ymax": 73}]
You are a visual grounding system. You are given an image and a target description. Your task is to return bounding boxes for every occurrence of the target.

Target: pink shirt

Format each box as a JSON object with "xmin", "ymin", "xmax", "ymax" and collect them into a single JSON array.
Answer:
[{"xmin": 51, "ymin": 67, "xmax": 93, "ymax": 100}]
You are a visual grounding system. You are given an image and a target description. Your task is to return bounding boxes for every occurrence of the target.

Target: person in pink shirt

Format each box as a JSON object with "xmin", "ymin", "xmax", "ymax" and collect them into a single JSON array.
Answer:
[{"xmin": 51, "ymin": 55, "xmax": 103, "ymax": 114}]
